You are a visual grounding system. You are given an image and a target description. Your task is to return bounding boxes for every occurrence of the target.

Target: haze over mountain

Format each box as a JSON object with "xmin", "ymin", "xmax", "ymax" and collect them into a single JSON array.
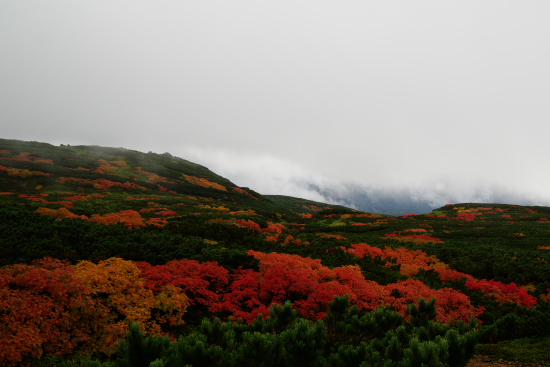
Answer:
[
  {"xmin": 177, "ymin": 147, "xmax": 550, "ymax": 215},
  {"xmin": 2, "ymin": 1, "xmax": 550, "ymax": 212}
]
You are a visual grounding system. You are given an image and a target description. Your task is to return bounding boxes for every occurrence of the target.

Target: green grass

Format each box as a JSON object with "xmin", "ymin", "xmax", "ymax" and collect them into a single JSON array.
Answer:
[
  {"xmin": 328, "ymin": 219, "xmax": 347, "ymax": 227},
  {"xmin": 477, "ymin": 337, "xmax": 550, "ymax": 365},
  {"xmin": 426, "ymin": 210, "xmax": 446, "ymax": 216}
]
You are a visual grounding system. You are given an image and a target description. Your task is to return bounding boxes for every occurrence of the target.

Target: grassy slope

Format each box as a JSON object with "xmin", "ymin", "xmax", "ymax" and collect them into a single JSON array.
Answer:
[{"xmin": 264, "ymin": 194, "xmax": 356, "ymax": 214}]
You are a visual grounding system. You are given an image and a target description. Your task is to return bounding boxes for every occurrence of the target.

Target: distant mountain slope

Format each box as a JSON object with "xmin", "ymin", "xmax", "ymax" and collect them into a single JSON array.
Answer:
[
  {"xmin": 298, "ymin": 179, "xmax": 550, "ymax": 216},
  {"xmin": 264, "ymin": 194, "xmax": 362, "ymax": 215},
  {"xmin": 297, "ymin": 181, "xmax": 438, "ymax": 215},
  {"xmin": 0, "ymin": 138, "xmax": 443, "ymax": 216},
  {"xmin": 0, "ymin": 138, "xmax": 357, "ymax": 219}
]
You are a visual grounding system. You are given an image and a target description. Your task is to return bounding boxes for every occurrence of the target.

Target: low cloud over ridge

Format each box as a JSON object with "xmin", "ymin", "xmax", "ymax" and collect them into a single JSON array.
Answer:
[{"xmin": 176, "ymin": 146, "xmax": 550, "ymax": 215}]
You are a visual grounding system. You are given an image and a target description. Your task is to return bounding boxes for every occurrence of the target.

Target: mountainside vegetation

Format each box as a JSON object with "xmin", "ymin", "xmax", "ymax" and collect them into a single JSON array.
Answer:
[{"xmin": 1, "ymin": 138, "xmax": 549, "ymax": 366}]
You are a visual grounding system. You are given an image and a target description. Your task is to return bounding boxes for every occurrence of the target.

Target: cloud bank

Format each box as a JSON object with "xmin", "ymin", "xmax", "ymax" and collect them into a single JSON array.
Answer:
[
  {"xmin": 1, "ymin": 1, "xmax": 550, "ymax": 214},
  {"xmin": 177, "ymin": 146, "xmax": 550, "ymax": 215}
]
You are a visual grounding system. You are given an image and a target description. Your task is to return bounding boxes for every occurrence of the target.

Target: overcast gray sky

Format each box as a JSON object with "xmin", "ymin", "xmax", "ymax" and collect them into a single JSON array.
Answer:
[{"xmin": 2, "ymin": 1, "xmax": 550, "ymax": 207}]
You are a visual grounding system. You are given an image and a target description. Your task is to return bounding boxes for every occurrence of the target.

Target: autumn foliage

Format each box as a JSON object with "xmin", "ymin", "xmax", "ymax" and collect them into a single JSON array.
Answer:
[
  {"xmin": 74, "ymin": 258, "xmax": 189, "ymax": 345},
  {"xmin": 184, "ymin": 175, "xmax": 227, "ymax": 191},
  {"xmin": 345, "ymin": 243, "xmax": 537, "ymax": 309},
  {"xmin": 465, "ymin": 279, "xmax": 537, "ymax": 308},
  {"xmin": 344, "ymin": 243, "xmax": 447, "ymax": 277},
  {"xmin": 384, "ymin": 232, "xmax": 445, "ymax": 245},
  {"xmin": 4, "ymin": 140, "xmax": 550, "ymax": 366},
  {"xmin": 205, "ymin": 251, "xmax": 482, "ymax": 324},
  {"xmin": 0, "ymin": 259, "xmax": 92, "ymax": 366},
  {"xmin": 0, "ymin": 251, "xmax": 482, "ymax": 351},
  {"xmin": 35, "ymin": 208, "xmax": 169, "ymax": 228},
  {"xmin": 136, "ymin": 259, "xmax": 230, "ymax": 308},
  {"xmin": 35, "ymin": 207, "xmax": 88, "ymax": 220},
  {"xmin": 0, "ymin": 257, "xmax": 190, "ymax": 366},
  {"xmin": 56, "ymin": 177, "xmax": 147, "ymax": 191}
]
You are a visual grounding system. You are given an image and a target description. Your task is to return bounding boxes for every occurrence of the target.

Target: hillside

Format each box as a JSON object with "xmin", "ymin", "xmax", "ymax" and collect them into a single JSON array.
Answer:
[
  {"xmin": 1, "ymin": 138, "xmax": 550, "ymax": 366},
  {"xmin": 264, "ymin": 195, "xmax": 356, "ymax": 214}
]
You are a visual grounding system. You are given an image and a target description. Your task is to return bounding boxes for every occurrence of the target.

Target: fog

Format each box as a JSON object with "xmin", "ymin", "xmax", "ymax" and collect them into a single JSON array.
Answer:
[{"xmin": 2, "ymin": 1, "xmax": 550, "ymax": 212}]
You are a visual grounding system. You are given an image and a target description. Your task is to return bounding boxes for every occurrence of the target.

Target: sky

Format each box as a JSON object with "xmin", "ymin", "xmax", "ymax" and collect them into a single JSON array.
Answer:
[{"xmin": 2, "ymin": 1, "xmax": 550, "ymax": 210}]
